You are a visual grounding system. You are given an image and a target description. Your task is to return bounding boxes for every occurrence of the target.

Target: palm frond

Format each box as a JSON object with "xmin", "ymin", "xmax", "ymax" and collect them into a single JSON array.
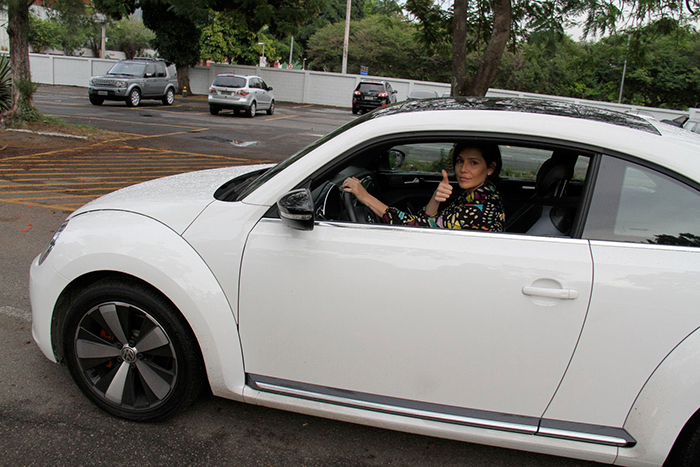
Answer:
[{"xmin": 0, "ymin": 55, "xmax": 12, "ymax": 113}]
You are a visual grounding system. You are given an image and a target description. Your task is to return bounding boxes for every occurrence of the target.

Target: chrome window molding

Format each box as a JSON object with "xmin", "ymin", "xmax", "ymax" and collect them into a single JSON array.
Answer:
[{"xmin": 247, "ymin": 374, "xmax": 636, "ymax": 448}]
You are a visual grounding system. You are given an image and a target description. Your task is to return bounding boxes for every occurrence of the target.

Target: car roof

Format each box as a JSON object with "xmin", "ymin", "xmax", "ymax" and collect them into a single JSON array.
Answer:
[
  {"xmin": 373, "ymin": 97, "xmax": 660, "ymax": 134},
  {"xmin": 215, "ymin": 74, "xmax": 257, "ymax": 78},
  {"xmin": 354, "ymin": 97, "xmax": 700, "ymax": 183}
]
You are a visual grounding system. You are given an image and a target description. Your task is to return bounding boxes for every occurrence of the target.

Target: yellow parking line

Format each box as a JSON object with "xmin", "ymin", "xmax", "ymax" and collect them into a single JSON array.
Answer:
[
  {"xmin": 0, "ymin": 198, "xmax": 80, "ymax": 211},
  {"xmin": 0, "ymin": 170, "xmax": 212, "ymax": 176},
  {"xmin": 293, "ymin": 104, "xmax": 315, "ymax": 109},
  {"xmin": 0, "ymin": 194, "xmax": 98, "ymax": 201},
  {"xmin": 0, "ymin": 182, "xmax": 136, "ymax": 187},
  {"xmin": 3, "ymin": 175, "xmax": 182, "ymax": 181},
  {"xmin": 0, "ymin": 162, "xmax": 231, "ymax": 168},
  {"xmin": 264, "ymin": 114, "xmax": 299, "ymax": 122},
  {"xmin": 0, "ymin": 187, "xmax": 129, "ymax": 194}
]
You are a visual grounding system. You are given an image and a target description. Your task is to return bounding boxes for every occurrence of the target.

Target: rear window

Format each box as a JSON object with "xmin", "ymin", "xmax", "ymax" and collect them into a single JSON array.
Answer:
[
  {"xmin": 358, "ymin": 83, "xmax": 385, "ymax": 93},
  {"xmin": 213, "ymin": 76, "xmax": 246, "ymax": 88}
]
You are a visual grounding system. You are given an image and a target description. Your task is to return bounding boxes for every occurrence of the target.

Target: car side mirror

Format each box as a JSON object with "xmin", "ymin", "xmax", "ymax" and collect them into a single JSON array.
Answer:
[
  {"xmin": 267, "ymin": 86, "xmax": 273, "ymax": 91},
  {"xmin": 392, "ymin": 90, "xmax": 397, "ymax": 94},
  {"xmin": 387, "ymin": 149, "xmax": 406, "ymax": 170},
  {"xmin": 278, "ymin": 188, "xmax": 314, "ymax": 231}
]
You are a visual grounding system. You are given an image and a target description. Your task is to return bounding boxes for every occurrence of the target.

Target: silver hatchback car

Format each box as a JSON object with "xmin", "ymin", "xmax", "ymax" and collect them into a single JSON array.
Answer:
[{"xmin": 208, "ymin": 74, "xmax": 274, "ymax": 118}]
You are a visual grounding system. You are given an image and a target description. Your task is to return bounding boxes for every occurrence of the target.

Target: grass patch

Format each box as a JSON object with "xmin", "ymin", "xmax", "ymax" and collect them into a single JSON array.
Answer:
[{"xmin": 5, "ymin": 112, "xmax": 119, "ymax": 141}]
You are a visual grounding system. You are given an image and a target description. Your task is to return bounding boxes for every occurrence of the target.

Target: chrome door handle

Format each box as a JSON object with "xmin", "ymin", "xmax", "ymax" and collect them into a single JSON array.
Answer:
[
  {"xmin": 404, "ymin": 177, "xmax": 420, "ymax": 184},
  {"xmin": 522, "ymin": 286, "xmax": 579, "ymax": 300}
]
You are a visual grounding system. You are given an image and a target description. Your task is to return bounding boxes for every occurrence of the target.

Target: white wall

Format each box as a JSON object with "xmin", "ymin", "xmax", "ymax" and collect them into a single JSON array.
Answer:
[
  {"xmin": 0, "ymin": 9, "xmax": 8, "ymax": 52},
  {"xmin": 6, "ymin": 51, "xmax": 691, "ymax": 122}
]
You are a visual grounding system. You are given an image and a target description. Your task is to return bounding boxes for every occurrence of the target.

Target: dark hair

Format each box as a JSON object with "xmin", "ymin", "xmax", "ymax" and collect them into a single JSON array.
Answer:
[{"xmin": 452, "ymin": 143, "xmax": 502, "ymax": 183}]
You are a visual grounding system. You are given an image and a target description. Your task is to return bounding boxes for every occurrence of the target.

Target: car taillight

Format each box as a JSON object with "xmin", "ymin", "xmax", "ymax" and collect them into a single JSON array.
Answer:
[
  {"xmin": 353, "ymin": 90, "xmax": 361, "ymax": 96},
  {"xmin": 378, "ymin": 92, "xmax": 388, "ymax": 98},
  {"xmin": 209, "ymin": 87, "xmax": 216, "ymax": 94},
  {"xmin": 237, "ymin": 90, "xmax": 250, "ymax": 96}
]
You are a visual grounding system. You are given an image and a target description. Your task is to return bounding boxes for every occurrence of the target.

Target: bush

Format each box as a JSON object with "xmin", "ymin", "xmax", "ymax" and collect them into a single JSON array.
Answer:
[{"xmin": 28, "ymin": 15, "xmax": 62, "ymax": 53}]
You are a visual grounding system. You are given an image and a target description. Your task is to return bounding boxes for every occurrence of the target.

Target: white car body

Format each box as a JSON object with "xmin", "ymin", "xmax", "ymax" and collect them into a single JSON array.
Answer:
[{"xmin": 31, "ymin": 99, "xmax": 700, "ymax": 466}]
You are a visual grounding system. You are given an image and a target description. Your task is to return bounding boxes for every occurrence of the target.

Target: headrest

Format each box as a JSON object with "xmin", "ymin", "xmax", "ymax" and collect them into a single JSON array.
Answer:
[{"xmin": 536, "ymin": 158, "xmax": 575, "ymax": 196}]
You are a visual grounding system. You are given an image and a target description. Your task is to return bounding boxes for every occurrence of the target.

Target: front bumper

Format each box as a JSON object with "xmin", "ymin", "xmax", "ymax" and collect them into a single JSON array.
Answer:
[
  {"xmin": 89, "ymin": 86, "xmax": 129, "ymax": 100},
  {"xmin": 29, "ymin": 254, "xmax": 69, "ymax": 363}
]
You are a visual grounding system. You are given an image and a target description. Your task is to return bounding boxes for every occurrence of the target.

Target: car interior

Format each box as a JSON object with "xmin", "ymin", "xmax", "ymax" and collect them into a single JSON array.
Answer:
[{"xmin": 306, "ymin": 138, "xmax": 592, "ymax": 237}]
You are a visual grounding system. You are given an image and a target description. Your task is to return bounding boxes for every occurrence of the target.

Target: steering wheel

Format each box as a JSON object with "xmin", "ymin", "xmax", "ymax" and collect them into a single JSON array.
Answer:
[{"xmin": 342, "ymin": 191, "xmax": 358, "ymax": 222}]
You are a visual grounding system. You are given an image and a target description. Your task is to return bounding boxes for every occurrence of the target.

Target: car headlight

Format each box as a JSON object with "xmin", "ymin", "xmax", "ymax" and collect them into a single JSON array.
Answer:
[
  {"xmin": 38, "ymin": 220, "xmax": 68, "ymax": 266},
  {"xmin": 89, "ymin": 78, "xmax": 94, "ymax": 86},
  {"xmin": 115, "ymin": 81, "xmax": 126, "ymax": 88}
]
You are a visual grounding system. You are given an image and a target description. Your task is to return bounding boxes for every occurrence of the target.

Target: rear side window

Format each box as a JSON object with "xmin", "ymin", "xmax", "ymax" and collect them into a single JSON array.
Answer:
[
  {"xmin": 155, "ymin": 63, "xmax": 166, "ymax": 77},
  {"xmin": 213, "ymin": 76, "xmax": 246, "ymax": 88},
  {"xmin": 583, "ymin": 156, "xmax": 700, "ymax": 246},
  {"xmin": 358, "ymin": 83, "xmax": 385, "ymax": 93}
]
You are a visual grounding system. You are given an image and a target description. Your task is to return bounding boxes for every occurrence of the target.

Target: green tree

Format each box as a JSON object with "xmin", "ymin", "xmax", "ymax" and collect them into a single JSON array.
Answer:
[
  {"xmin": 1, "ymin": 0, "xmax": 85, "ymax": 120},
  {"xmin": 405, "ymin": 0, "xmax": 700, "ymax": 97},
  {"xmin": 93, "ymin": 0, "xmax": 323, "ymax": 92},
  {"xmin": 200, "ymin": 11, "xmax": 259, "ymax": 64},
  {"xmin": 28, "ymin": 15, "xmax": 62, "ymax": 53},
  {"xmin": 307, "ymin": 15, "xmax": 449, "ymax": 80},
  {"xmin": 108, "ymin": 16, "xmax": 155, "ymax": 59}
]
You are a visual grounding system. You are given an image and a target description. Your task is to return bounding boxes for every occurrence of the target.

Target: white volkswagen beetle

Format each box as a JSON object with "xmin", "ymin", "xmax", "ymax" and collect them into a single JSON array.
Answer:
[{"xmin": 30, "ymin": 98, "xmax": 700, "ymax": 466}]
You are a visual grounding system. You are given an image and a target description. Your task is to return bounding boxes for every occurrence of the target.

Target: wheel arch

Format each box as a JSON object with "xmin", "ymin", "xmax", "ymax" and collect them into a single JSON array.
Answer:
[
  {"xmin": 618, "ymin": 326, "xmax": 700, "ymax": 466},
  {"xmin": 126, "ymin": 84, "xmax": 142, "ymax": 95},
  {"xmin": 42, "ymin": 210, "xmax": 246, "ymax": 402}
]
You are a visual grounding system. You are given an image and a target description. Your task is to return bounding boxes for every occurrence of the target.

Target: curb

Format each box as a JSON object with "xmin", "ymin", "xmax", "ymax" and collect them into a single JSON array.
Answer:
[{"xmin": 4, "ymin": 128, "xmax": 89, "ymax": 140}]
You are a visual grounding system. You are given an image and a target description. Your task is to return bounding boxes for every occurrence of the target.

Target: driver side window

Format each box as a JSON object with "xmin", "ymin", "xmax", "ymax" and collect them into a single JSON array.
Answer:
[{"xmin": 308, "ymin": 138, "xmax": 590, "ymax": 238}]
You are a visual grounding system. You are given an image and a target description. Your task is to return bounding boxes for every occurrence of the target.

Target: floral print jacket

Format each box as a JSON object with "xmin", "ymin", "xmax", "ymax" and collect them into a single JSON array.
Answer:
[{"xmin": 381, "ymin": 182, "xmax": 505, "ymax": 232}]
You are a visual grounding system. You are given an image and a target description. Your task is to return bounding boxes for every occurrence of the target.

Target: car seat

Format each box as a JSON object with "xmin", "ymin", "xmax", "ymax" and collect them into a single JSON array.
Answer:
[{"xmin": 506, "ymin": 152, "xmax": 577, "ymax": 236}]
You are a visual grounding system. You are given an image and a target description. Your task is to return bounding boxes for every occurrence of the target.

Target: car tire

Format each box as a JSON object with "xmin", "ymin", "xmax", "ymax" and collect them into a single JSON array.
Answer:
[
  {"xmin": 162, "ymin": 88, "xmax": 175, "ymax": 106},
  {"xmin": 352, "ymin": 106, "xmax": 358, "ymax": 114},
  {"xmin": 126, "ymin": 88, "xmax": 141, "ymax": 107},
  {"xmin": 209, "ymin": 106, "xmax": 220, "ymax": 116},
  {"xmin": 62, "ymin": 278, "xmax": 204, "ymax": 422},
  {"xmin": 247, "ymin": 101, "xmax": 256, "ymax": 118},
  {"xmin": 267, "ymin": 100, "xmax": 275, "ymax": 115},
  {"xmin": 89, "ymin": 95, "xmax": 104, "ymax": 106}
]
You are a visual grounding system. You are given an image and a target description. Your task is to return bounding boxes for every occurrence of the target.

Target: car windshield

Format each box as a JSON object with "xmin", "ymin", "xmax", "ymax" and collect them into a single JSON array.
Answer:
[
  {"xmin": 213, "ymin": 76, "xmax": 247, "ymax": 88},
  {"xmin": 358, "ymin": 83, "xmax": 384, "ymax": 93},
  {"xmin": 235, "ymin": 115, "xmax": 371, "ymax": 201},
  {"xmin": 107, "ymin": 62, "xmax": 146, "ymax": 77}
]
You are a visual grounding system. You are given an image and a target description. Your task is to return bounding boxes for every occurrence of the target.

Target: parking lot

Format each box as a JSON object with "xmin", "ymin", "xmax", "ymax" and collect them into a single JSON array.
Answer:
[{"xmin": 0, "ymin": 86, "xmax": 598, "ymax": 466}]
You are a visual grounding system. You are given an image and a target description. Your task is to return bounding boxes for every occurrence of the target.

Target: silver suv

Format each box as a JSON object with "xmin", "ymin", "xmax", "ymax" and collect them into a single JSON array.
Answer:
[
  {"xmin": 208, "ymin": 74, "xmax": 274, "ymax": 118},
  {"xmin": 88, "ymin": 59, "xmax": 178, "ymax": 107}
]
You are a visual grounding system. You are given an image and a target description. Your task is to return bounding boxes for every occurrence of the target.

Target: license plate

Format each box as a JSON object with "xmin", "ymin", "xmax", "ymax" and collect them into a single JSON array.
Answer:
[
  {"xmin": 98, "ymin": 91, "xmax": 108, "ymax": 96},
  {"xmin": 364, "ymin": 96, "xmax": 376, "ymax": 101},
  {"xmin": 221, "ymin": 91, "xmax": 232, "ymax": 96}
]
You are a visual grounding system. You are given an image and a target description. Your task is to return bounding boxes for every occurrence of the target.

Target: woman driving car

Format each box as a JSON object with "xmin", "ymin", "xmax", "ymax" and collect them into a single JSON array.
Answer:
[{"xmin": 342, "ymin": 143, "xmax": 505, "ymax": 232}]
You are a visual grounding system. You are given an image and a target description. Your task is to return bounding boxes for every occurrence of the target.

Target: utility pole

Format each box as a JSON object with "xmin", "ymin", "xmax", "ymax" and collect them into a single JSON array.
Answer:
[
  {"xmin": 618, "ymin": 34, "xmax": 631, "ymax": 104},
  {"xmin": 341, "ymin": 0, "xmax": 351, "ymax": 74}
]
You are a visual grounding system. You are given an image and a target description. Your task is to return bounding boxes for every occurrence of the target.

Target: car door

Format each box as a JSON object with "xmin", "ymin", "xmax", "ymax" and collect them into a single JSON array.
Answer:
[
  {"xmin": 258, "ymin": 78, "xmax": 272, "ymax": 109},
  {"xmin": 143, "ymin": 63, "xmax": 158, "ymax": 97},
  {"xmin": 543, "ymin": 154, "xmax": 700, "ymax": 428},
  {"xmin": 238, "ymin": 141, "xmax": 594, "ymax": 423}
]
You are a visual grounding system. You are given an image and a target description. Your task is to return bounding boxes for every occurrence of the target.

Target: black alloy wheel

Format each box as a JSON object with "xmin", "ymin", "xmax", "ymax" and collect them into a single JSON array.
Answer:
[{"xmin": 63, "ymin": 279, "xmax": 204, "ymax": 421}]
